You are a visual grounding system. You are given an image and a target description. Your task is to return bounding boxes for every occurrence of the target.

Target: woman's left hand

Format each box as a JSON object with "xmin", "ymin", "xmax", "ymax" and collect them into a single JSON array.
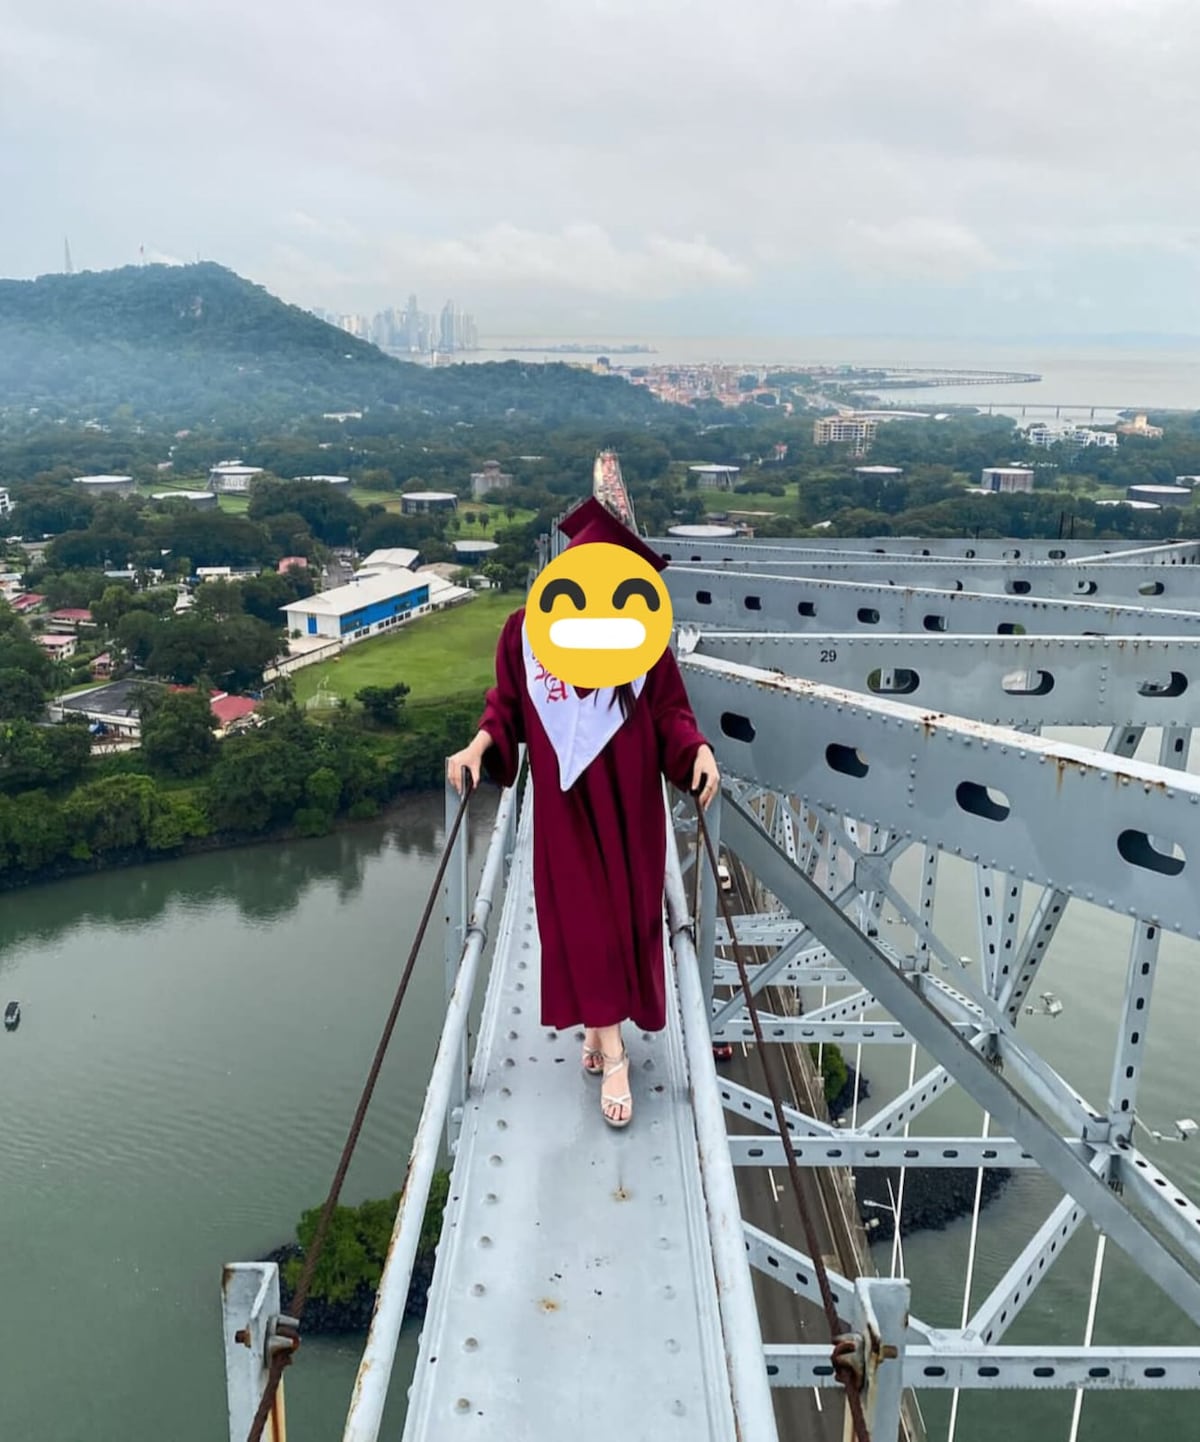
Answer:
[{"xmin": 689, "ymin": 745, "xmax": 720, "ymax": 809}]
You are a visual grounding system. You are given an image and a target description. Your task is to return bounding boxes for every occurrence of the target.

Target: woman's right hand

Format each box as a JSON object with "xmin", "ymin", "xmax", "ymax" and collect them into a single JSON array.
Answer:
[{"xmin": 446, "ymin": 741, "xmax": 485, "ymax": 796}]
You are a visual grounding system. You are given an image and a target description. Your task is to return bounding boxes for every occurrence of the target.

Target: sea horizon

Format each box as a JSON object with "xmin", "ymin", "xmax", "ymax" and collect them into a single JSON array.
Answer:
[{"xmin": 451, "ymin": 334, "xmax": 1200, "ymax": 412}]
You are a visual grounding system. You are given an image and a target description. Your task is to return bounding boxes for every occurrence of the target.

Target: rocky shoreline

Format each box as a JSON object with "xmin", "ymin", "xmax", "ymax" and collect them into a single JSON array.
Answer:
[
  {"xmin": 828, "ymin": 1066, "xmax": 1012, "ymax": 1239},
  {"xmin": 259, "ymin": 1242, "xmax": 437, "ymax": 1335}
]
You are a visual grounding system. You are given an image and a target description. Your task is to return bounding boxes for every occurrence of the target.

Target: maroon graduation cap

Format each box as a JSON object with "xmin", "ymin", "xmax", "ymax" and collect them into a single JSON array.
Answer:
[{"xmin": 558, "ymin": 496, "xmax": 669, "ymax": 574}]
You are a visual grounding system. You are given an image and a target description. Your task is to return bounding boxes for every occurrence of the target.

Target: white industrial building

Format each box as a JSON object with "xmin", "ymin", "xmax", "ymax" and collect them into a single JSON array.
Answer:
[
  {"xmin": 295, "ymin": 474, "xmax": 353, "ymax": 489},
  {"xmin": 152, "ymin": 489, "xmax": 218, "ymax": 509},
  {"xmin": 688, "ymin": 464, "xmax": 740, "ymax": 491},
  {"xmin": 400, "ymin": 490, "xmax": 458, "ymax": 514},
  {"xmin": 667, "ymin": 524, "xmax": 738, "ymax": 539},
  {"xmin": 981, "ymin": 466, "xmax": 1035, "ymax": 494},
  {"xmin": 1127, "ymin": 485, "xmax": 1191, "ymax": 507},
  {"xmin": 209, "ymin": 463, "xmax": 265, "ymax": 493},
  {"xmin": 0, "ymin": 487, "xmax": 12, "ymax": 518},
  {"xmin": 357, "ymin": 548, "xmax": 423, "ymax": 575},
  {"xmin": 73, "ymin": 474, "xmax": 136, "ymax": 497},
  {"xmin": 281, "ymin": 567, "xmax": 471, "ymax": 646},
  {"xmin": 453, "ymin": 539, "xmax": 499, "ymax": 564}
]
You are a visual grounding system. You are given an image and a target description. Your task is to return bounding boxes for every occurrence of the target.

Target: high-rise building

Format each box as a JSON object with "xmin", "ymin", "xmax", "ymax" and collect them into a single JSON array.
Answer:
[
  {"xmin": 440, "ymin": 300, "xmax": 456, "ymax": 353},
  {"xmin": 813, "ymin": 415, "xmax": 878, "ymax": 457}
]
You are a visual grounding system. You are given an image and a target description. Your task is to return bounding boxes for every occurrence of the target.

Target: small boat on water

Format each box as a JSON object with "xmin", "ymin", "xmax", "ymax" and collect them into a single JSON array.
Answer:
[{"xmin": 4, "ymin": 1001, "xmax": 19, "ymax": 1031}]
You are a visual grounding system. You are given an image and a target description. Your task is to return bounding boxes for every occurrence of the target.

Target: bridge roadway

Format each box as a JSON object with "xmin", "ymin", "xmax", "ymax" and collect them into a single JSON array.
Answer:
[{"xmin": 402, "ymin": 783, "xmax": 758, "ymax": 1441}]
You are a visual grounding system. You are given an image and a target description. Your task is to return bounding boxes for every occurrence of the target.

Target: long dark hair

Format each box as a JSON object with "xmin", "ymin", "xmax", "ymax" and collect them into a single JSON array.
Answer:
[{"xmin": 609, "ymin": 681, "xmax": 638, "ymax": 722}]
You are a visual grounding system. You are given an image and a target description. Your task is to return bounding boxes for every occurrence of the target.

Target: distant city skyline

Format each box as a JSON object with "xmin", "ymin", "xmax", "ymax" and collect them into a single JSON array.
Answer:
[{"xmin": 310, "ymin": 296, "xmax": 479, "ymax": 354}]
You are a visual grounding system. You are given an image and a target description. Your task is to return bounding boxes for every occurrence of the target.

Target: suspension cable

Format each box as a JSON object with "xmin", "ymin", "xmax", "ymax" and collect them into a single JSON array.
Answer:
[
  {"xmin": 246, "ymin": 770, "xmax": 478, "ymax": 1442},
  {"xmin": 690, "ymin": 782, "xmax": 873, "ymax": 1442}
]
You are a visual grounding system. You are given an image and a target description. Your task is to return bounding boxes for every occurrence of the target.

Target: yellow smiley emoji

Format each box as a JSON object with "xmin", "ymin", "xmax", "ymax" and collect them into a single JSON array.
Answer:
[{"xmin": 526, "ymin": 541, "xmax": 674, "ymax": 688}]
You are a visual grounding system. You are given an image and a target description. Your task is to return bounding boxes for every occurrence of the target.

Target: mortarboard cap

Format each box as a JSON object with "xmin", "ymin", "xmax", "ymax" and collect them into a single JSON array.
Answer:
[{"xmin": 558, "ymin": 496, "xmax": 669, "ymax": 574}]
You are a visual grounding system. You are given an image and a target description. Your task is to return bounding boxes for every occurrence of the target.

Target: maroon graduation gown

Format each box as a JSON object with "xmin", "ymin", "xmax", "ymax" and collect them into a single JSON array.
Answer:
[{"xmin": 476, "ymin": 606, "xmax": 709, "ymax": 1033}]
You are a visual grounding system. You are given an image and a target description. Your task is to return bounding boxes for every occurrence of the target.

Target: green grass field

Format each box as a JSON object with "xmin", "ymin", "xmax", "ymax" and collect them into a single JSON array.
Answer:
[
  {"xmin": 291, "ymin": 590, "xmax": 516, "ymax": 709},
  {"xmin": 137, "ymin": 481, "xmax": 251, "ymax": 514},
  {"xmin": 705, "ymin": 489, "xmax": 799, "ymax": 517},
  {"xmin": 353, "ymin": 489, "xmax": 536, "ymax": 536}
]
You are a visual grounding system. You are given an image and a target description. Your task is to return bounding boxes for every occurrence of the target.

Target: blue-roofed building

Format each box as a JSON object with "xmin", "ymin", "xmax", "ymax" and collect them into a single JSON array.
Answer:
[{"xmin": 281, "ymin": 568, "xmax": 434, "ymax": 642}]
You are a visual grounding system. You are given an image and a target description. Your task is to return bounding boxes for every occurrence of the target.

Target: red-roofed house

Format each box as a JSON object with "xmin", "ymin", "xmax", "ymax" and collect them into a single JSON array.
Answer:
[
  {"xmin": 167, "ymin": 685, "xmax": 261, "ymax": 737},
  {"xmin": 12, "ymin": 593, "xmax": 45, "ymax": 614},
  {"xmin": 90, "ymin": 651, "xmax": 114, "ymax": 678},
  {"xmin": 210, "ymin": 693, "xmax": 260, "ymax": 734},
  {"xmin": 36, "ymin": 632, "xmax": 77, "ymax": 659},
  {"xmin": 278, "ymin": 556, "xmax": 308, "ymax": 575},
  {"xmin": 47, "ymin": 607, "xmax": 95, "ymax": 633}
]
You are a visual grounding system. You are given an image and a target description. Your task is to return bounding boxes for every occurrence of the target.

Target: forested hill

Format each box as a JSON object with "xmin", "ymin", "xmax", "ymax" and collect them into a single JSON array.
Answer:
[{"xmin": 0, "ymin": 262, "xmax": 669, "ymax": 427}]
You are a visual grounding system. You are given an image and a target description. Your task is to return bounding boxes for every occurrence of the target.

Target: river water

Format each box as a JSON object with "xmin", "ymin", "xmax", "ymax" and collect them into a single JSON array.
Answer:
[{"xmin": 1, "ymin": 772, "xmax": 1197, "ymax": 1442}]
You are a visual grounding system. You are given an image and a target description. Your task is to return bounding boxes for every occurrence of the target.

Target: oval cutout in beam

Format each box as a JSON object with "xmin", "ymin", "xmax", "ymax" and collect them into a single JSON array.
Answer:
[
  {"xmin": 695, "ymin": 590, "xmax": 712, "ymax": 605},
  {"xmin": 1139, "ymin": 581, "xmax": 1165, "ymax": 596},
  {"xmin": 867, "ymin": 667, "xmax": 919, "ymax": 695},
  {"xmin": 857, "ymin": 607, "xmax": 880, "ymax": 624},
  {"xmin": 720, "ymin": 712, "xmax": 756, "ymax": 743},
  {"xmin": 1002, "ymin": 669, "xmax": 1055, "ymax": 697},
  {"xmin": 826, "ymin": 743, "xmax": 869, "ymax": 779},
  {"xmin": 1118, "ymin": 830, "xmax": 1185, "ymax": 877},
  {"xmin": 956, "ymin": 781, "xmax": 1011, "ymax": 822},
  {"xmin": 1138, "ymin": 671, "xmax": 1188, "ymax": 699}
]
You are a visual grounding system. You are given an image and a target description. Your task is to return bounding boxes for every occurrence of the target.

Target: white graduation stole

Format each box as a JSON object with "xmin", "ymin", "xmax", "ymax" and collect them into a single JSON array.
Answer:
[{"xmin": 521, "ymin": 620, "xmax": 646, "ymax": 791}]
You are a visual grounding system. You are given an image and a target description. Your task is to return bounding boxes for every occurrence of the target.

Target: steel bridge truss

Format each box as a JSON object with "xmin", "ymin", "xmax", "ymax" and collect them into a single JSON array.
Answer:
[{"xmin": 670, "ymin": 560, "xmax": 1200, "ymax": 1423}]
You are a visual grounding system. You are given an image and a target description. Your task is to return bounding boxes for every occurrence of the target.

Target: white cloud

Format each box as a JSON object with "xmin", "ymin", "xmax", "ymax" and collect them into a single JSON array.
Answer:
[
  {"xmin": 839, "ymin": 218, "xmax": 1005, "ymax": 283},
  {"xmin": 7, "ymin": 0, "xmax": 1200, "ymax": 332},
  {"xmin": 375, "ymin": 223, "xmax": 750, "ymax": 299}
]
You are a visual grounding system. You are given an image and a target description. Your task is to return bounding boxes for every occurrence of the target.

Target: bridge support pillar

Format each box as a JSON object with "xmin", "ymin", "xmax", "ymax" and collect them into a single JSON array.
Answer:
[
  {"xmin": 842, "ymin": 1276, "xmax": 910, "ymax": 1442},
  {"xmin": 221, "ymin": 1261, "xmax": 290, "ymax": 1442}
]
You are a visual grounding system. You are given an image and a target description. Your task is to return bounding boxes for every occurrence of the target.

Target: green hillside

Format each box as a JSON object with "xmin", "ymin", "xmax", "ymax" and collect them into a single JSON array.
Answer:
[{"xmin": 0, "ymin": 262, "xmax": 670, "ymax": 428}]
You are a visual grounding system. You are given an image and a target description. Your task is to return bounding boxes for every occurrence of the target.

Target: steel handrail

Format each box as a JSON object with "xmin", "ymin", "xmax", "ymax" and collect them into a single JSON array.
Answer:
[{"xmin": 342, "ymin": 765, "xmax": 522, "ymax": 1441}]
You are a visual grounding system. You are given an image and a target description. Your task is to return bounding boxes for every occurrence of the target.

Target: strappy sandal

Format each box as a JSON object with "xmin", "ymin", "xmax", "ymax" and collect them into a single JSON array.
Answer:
[
  {"xmin": 600, "ymin": 1047, "xmax": 632, "ymax": 1129},
  {"xmin": 581, "ymin": 1040, "xmax": 605, "ymax": 1076}
]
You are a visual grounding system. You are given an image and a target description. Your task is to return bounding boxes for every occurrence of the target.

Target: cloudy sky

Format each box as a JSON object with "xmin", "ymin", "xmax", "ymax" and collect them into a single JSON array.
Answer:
[{"xmin": 3, "ymin": 0, "xmax": 1200, "ymax": 339}]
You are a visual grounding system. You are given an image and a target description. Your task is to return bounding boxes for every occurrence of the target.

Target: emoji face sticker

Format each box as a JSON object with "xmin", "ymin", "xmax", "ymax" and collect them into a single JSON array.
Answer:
[{"xmin": 526, "ymin": 541, "xmax": 674, "ymax": 688}]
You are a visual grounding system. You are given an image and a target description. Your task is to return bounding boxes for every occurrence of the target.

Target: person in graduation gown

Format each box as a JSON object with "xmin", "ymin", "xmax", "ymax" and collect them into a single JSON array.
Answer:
[{"xmin": 446, "ymin": 501, "xmax": 719, "ymax": 1129}]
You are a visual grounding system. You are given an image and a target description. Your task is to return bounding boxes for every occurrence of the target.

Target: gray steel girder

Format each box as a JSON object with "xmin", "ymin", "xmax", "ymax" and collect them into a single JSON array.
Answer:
[
  {"xmin": 681, "ymin": 633, "xmax": 1200, "ymax": 728},
  {"xmin": 718, "ymin": 790, "xmax": 1200, "ymax": 1330},
  {"xmin": 680, "ymin": 654, "xmax": 1200, "ymax": 942},
  {"xmin": 762, "ymin": 1344, "xmax": 1200, "ymax": 1390},
  {"xmin": 667, "ymin": 568, "xmax": 1200, "ymax": 638},
  {"xmin": 665, "ymin": 558, "xmax": 1200, "ymax": 610},
  {"xmin": 649, "ymin": 536, "xmax": 1196, "ymax": 564}
]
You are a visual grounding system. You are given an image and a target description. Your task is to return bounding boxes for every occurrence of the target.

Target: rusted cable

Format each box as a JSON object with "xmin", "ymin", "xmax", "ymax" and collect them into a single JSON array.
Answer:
[
  {"xmin": 690, "ymin": 781, "xmax": 873, "ymax": 1442},
  {"xmin": 246, "ymin": 770, "xmax": 478, "ymax": 1442}
]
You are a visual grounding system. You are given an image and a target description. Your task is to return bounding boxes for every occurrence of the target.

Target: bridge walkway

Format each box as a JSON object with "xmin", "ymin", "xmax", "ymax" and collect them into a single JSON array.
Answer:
[{"xmin": 398, "ymin": 778, "xmax": 761, "ymax": 1441}]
